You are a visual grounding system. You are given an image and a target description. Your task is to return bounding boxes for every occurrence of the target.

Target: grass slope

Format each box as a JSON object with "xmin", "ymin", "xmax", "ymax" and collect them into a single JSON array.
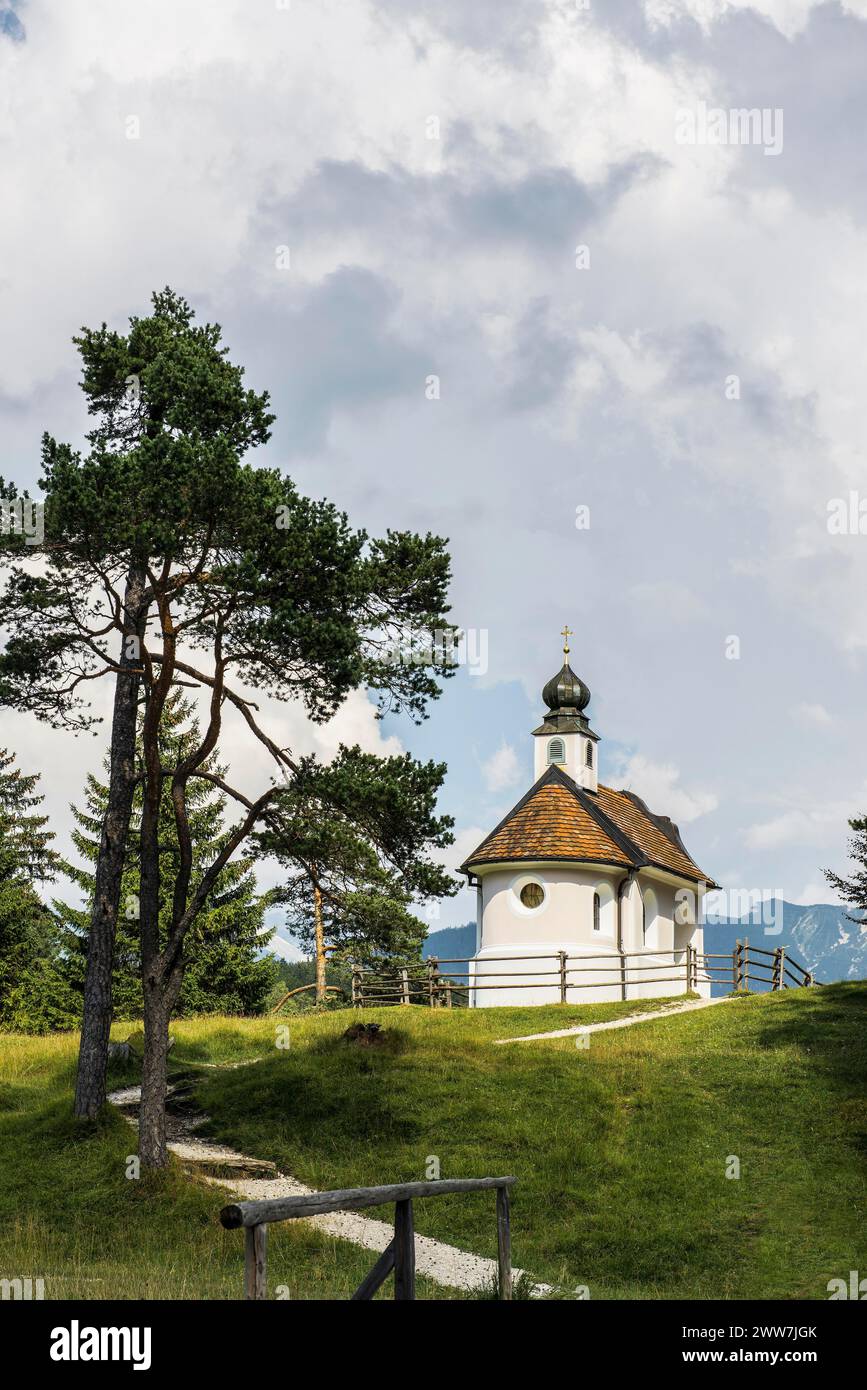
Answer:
[
  {"xmin": 1, "ymin": 986, "xmax": 865, "ymax": 1299},
  {"xmin": 191, "ymin": 985, "xmax": 867, "ymax": 1298},
  {"xmin": 0, "ymin": 1033, "xmax": 449, "ymax": 1300}
]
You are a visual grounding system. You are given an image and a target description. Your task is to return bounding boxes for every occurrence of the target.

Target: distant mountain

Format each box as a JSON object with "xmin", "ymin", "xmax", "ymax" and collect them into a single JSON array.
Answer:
[
  {"xmin": 422, "ymin": 923, "xmax": 476, "ymax": 983},
  {"xmin": 424, "ymin": 906, "xmax": 867, "ymax": 995},
  {"xmin": 704, "ymin": 901, "xmax": 867, "ymax": 991}
]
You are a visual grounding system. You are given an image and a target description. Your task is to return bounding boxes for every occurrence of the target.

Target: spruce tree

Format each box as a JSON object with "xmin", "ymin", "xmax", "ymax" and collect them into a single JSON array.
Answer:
[
  {"xmin": 56, "ymin": 696, "xmax": 278, "ymax": 1018},
  {"xmin": 0, "ymin": 749, "xmax": 76, "ymax": 1032},
  {"xmin": 0, "ymin": 748, "xmax": 60, "ymax": 884},
  {"xmin": 261, "ymin": 745, "xmax": 457, "ymax": 982}
]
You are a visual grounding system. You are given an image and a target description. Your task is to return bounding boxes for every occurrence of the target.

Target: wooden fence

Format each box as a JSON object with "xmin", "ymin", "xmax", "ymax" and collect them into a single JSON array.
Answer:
[
  {"xmin": 351, "ymin": 939, "xmax": 815, "ymax": 1007},
  {"xmin": 269, "ymin": 982, "xmax": 346, "ymax": 1013},
  {"xmin": 220, "ymin": 1176, "xmax": 516, "ymax": 1301}
]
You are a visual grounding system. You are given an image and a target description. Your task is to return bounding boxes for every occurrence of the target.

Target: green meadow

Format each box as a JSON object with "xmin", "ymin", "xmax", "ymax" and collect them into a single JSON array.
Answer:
[{"xmin": 1, "ymin": 985, "xmax": 865, "ymax": 1299}]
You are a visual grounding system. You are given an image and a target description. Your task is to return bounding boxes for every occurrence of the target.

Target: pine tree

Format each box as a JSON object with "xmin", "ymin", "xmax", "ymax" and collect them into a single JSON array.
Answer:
[
  {"xmin": 55, "ymin": 696, "xmax": 279, "ymax": 1018},
  {"xmin": 261, "ymin": 745, "xmax": 457, "ymax": 987},
  {"xmin": 0, "ymin": 749, "xmax": 77, "ymax": 1032},
  {"xmin": 2, "ymin": 286, "xmax": 453, "ymax": 1157},
  {"xmin": 826, "ymin": 817, "xmax": 867, "ymax": 925},
  {"xmin": 0, "ymin": 747, "xmax": 61, "ymax": 884}
]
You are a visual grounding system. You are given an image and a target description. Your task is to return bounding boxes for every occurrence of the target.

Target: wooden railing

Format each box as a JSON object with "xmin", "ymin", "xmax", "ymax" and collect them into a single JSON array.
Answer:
[
  {"xmin": 220, "ymin": 1176, "xmax": 517, "ymax": 1301},
  {"xmin": 351, "ymin": 941, "xmax": 816, "ymax": 1007},
  {"xmin": 702, "ymin": 938, "xmax": 814, "ymax": 992},
  {"xmin": 269, "ymin": 982, "xmax": 347, "ymax": 1014}
]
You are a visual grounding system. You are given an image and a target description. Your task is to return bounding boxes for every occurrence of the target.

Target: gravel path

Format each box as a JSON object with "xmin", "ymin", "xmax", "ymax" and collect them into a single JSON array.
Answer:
[
  {"xmin": 493, "ymin": 994, "xmax": 730, "ymax": 1044},
  {"xmin": 107, "ymin": 1081, "xmax": 550, "ymax": 1297}
]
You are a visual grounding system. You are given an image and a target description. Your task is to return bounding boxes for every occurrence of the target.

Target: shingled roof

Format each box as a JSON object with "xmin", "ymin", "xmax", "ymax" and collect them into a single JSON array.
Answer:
[{"xmin": 461, "ymin": 764, "xmax": 717, "ymax": 886}]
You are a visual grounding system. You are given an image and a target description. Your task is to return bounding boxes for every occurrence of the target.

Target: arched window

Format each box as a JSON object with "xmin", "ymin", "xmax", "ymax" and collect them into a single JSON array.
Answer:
[
  {"xmin": 642, "ymin": 887, "xmax": 659, "ymax": 949},
  {"xmin": 594, "ymin": 882, "xmax": 615, "ymax": 936},
  {"xmin": 585, "ymin": 741, "xmax": 593, "ymax": 768},
  {"xmin": 547, "ymin": 738, "xmax": 565, "ymax": 765}
]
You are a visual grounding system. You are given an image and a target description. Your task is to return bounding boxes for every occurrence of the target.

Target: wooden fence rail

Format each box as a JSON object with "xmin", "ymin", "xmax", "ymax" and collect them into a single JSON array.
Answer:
[
  {"xmin": 351, "ymin": 941, "xmax": 816, "ymax": 1007},
  {"xmin": 220, "ymin": 1176, "xmax": 517, "ymax": 1301}
]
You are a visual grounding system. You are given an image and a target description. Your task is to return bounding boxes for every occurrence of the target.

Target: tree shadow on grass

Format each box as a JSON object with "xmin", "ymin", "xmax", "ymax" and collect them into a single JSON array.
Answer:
[{"xmin": 751, "ymin": 983, "xmax": 867, "ymax": 1149}]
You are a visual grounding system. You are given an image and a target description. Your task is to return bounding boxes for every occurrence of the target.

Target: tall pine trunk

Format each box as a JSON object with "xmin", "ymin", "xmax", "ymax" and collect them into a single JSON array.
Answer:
[
  {"xmin": 74, "ymin": 563, "xmax": 146, "ymax": 1118},
  {"xmin": 314, "ymin": 876, "xmax": 326, "ymax": 1003},
  {"xmin": 139, "ymin": 978, "xmax": 170, "ymax": 1168},
  {"xmin": 139, "ymin": 962, "xmax": 184, "ymax": 1167}
]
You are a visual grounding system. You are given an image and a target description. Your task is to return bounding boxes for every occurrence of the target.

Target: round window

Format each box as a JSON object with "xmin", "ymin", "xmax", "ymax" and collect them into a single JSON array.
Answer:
[{"xmin": 519, "ymin": 882, "xmax": 544, "ymax": 910}]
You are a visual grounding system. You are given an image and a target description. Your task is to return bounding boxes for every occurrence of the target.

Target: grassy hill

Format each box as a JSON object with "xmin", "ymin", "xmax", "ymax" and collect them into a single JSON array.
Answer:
[{"xmin": 1, "ymin": 984, "xmax": 865, "ymax": 1299}]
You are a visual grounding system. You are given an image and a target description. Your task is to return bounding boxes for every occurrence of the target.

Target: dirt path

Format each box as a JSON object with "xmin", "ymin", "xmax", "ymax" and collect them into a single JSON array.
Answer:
[
  {"xmin": 107, "ymin": 1080, "xmax": 550, "ymax": 1297},
  {"xmin": 493, "ymin": 994, "xmax": 730, "ymax": 1045}
]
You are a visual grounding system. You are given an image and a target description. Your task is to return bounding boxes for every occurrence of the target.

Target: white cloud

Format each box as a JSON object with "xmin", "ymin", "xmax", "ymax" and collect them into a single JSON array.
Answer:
[
  {"xmin": 419, "ymin": 823, "xmax": 483, "ymax": 929},
  {"xmin": 628, "ymin": 580, "xmax": 710, "ymax": 628},
  {"xmin": 3, "ymin": 0, "xmax": 867, "ymax": 916},
  {"xmin": 610, "ymin": 752, "xmax": 718, "ymax": 824},
  {"xmin": 743, "ymin": 801, "xmax": 855, "ymax": 852},
  {"xmin": 6, "ymin": 672, "xmax": 402, "ymax": 910},
  {"xmin": 480, "ymin": 740, "xmax": 521, "ymax": 792},
  {"xmin": 791, "ymin": 702, "xmax": 832, "ymax": 727},
  {"xmin": 429, "ymin": 824, "xmax": 486, "ymax": 890},
  {"xmin": 269, "ymin": 930, "xmax": 307, "ymax": 964},
  {"xmin": 788, "ymin": 878, "xmax": 843, "ymax": 906}
]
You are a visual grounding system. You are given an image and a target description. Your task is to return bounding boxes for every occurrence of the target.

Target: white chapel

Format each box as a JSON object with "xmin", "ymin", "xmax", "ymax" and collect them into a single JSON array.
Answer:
[{"xmin": 461, "ymin": 632, "xmax": 718, "ymax": 1006}]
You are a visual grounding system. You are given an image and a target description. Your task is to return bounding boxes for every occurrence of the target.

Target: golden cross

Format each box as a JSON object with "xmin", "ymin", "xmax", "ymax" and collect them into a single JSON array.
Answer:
[{"xmin": 561, "ymin": 624, "xmax": 573, "ymax": 656}]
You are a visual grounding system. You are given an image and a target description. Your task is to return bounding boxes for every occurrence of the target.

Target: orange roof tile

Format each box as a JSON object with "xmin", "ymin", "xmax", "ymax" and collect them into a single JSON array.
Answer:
[
  {"xmin": 464, "ymin": 776, "xmax": 631, "ymax": 870},
  {"xmin": 462, "ymin": 765, "xmax": 716, "ymax": 886},
  {"xmin": 595, "ymin": 784, "xmax": 712, "ymax": 884}
]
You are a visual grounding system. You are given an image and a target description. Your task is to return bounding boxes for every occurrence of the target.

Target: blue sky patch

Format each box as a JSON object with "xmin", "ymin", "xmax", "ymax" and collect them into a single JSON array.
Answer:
[{"xmin": 0, "ymin": 7, "xmax": 25, "ymax": 43}]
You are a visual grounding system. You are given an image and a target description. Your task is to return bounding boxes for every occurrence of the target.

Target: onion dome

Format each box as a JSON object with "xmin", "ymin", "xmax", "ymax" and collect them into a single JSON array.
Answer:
[
  {"xmin": 542, "ymin": 663, "xmax": 590, "ymax": 714},
  {"xmin": 532, "ymin": 627, "xmax": 595, "ymax": 737}
]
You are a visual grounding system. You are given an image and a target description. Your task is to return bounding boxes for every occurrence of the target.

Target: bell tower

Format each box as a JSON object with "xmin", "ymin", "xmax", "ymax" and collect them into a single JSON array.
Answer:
[{"xmin": 532, "ymin": 627, "xmax": 599, "ymax": 791}]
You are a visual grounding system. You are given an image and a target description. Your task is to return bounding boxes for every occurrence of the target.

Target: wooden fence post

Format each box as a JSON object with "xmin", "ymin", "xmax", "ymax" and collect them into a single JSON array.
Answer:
[
  {"xmin": 743, "ymin": 937, "xmax": 750, "ymax": 992},
  {"xmin": 496, "ymin": 1184, "xmax": 512, "ymax": 1300},
  {"xmin": 393, "ymin": 1199, "xmax": 416, "ymax": 1300},
  {"xmin": 733, "ymin": 939, "xmax": 740, "ymax": 991},
  {"xmin": 558, "ymin": 951, "xmax": 567, "ymax": 1004},
  {"xmin": 244, "ymin": 1224, "xmax": 267, "ymax": 1300},
  {"xmin": 771, "ymin": 946, "xmax": 781, "ymax": 990},
  {"xmin": 225, "ymin": 1176, "xmax": 518, "ymax": 1302},
  {"xmin": 351, "ymin": 964, "xmax": 362, "ymax": 1008},
  {"xmin": 427, "ymin": 957, "xmax": 439, "ymax": 1008},
  {"xmin": 400, "ymin": 967, "xmax": 410, "ymax": 1006}
]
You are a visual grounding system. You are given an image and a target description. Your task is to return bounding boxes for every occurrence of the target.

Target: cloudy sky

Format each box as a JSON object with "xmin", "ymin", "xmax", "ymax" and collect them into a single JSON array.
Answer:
[{"xmin": 2, "ymin": 0, "xmax": 867, "ymax": 951}]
